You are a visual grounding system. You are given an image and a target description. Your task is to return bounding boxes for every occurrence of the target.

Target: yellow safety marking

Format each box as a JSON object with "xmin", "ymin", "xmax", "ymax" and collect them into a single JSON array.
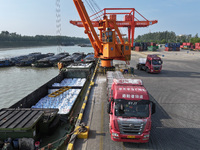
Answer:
[
  {"xmin": 121, "ymin": 142, "xmax": 126, "ymax": 150},
  {"xmin": 66, "ymin": 60, "xmax": 99, "ymax": 150},
  {"xmin": 90, "ymin": 81, "xmax": 94, "ymax": 86},
  {"xmin": 48, "ymin": 86, "xmax": 71, "ymax": 97},
  {"xmin": 78, "ymin": 113, "xmax": 83, "ymax": 120},
  {"xmin": 82, "ymin": 103, "xmax": 86, "ymax": 109},
  {"xmin": 77, "ymin": 126, "xmax": 89, "ymax": 139},
  {"xmin": 67, "ymin": 143, "xmax": 74, "ymax": 150},
  {"xmin": 99, "ymin": 102, "xmax": 104, "ymax": 150}
]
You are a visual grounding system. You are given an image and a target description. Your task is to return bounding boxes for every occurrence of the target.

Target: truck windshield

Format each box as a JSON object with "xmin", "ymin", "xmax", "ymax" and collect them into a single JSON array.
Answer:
[
  {"xmin": 114, "ymin": 99, "xmax": 149, "ymax": 118},
  {"xmin": 152, "ymin": 59, "xmax": 162, "ymax": 65}
]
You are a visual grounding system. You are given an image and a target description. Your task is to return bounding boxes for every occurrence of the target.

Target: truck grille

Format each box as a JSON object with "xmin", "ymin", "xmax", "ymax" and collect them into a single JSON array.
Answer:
[
  {"xmin": 118, "ymin": 120, "xmax": 146, "ymax": 135},
  {"xmin": 153, "ymin": 66, "xmax": 160, "ymax": 70}
]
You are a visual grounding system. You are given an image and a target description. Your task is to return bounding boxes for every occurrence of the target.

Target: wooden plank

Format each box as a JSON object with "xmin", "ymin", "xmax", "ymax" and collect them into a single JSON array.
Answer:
[
  {"xmin": 2, "ymin": 111, "xmax": 25, "ymax": 128},
  {"xmin": 9, "ymin": 111, "xmax": 32, "ymax": 128},
  {"xmin": 15, "ymin": 111, "xmax": 39, "ymax": 128},
  {"xmin": 24, "ymin": 111, "xmax": 43, "ymax": 128},
  {"xmin": 0, "ymin": 111, "xmax": 19, "ymax": 128}
]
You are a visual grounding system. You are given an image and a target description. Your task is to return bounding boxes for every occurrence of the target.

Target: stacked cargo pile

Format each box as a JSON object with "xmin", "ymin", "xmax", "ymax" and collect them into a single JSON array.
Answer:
[
  {"xmin": 165, "ymin": 43, "xmax": 180, "ymax": 51},
  {"xmin": 32, "ymin": 78, "xmax": 86, "ymax": 114},
  {"xmin": 148, "ymin": 42, "xmax": 157, "ymax": 51},
  {"xmin": 195, "ymin": 43, "xmax": 200, "ymax": 50},
  {"xmin": 180, "ymin": 43, "xmax": 194, "ymax": 50},
  {"xmin": 141, "ymin": 42, "xmax": 148, "ymax": 51},
  {"xmin": 134, "ymin": 42, "xmax": 142, "ymax": 51},
  {"xmin": 134, "ymin": 42, "xmax": 150, "ymax": 51},
  {"xmin": 106, "ymin": 71, "xmax": 124, "ymax": 100}
]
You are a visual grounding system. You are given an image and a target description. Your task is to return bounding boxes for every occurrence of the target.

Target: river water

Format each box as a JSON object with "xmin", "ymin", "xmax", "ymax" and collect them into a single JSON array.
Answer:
[{"xmin": 0, "ymin": 46, "xmax": 93, "ymax": 108}]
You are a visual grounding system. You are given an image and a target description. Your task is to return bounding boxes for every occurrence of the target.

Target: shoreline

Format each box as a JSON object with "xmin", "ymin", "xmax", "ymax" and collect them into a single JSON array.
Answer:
[{"xmin": 0, "ymin": 45, "xmax": 56, "ymax": 51}]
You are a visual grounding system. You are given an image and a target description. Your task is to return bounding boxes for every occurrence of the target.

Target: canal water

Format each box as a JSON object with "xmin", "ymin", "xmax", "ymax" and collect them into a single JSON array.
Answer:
[{"xmin": 0, "ymin": 46, "xmax": 93, "ymax": 108}]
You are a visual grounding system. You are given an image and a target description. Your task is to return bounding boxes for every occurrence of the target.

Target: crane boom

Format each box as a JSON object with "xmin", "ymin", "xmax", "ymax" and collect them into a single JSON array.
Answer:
[{"xmin": 73, "ymin": 0, "xmax": 102, "ymax": 57}]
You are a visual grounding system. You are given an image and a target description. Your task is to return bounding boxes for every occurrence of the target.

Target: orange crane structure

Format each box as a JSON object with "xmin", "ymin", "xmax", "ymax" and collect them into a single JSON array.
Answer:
[
  {"xmin": 71, "ymin": 0, "xmax": 157, "ymax": 68},
  {"xmin": 70, "ymin": 8, "xmax": 158, "ymax": 48}
]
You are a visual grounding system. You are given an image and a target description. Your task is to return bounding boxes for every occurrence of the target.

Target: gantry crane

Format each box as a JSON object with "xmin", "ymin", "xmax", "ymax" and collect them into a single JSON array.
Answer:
[
  {"xmin": 71, "ymin": 0, "xmax": 157, "ymax": 68},
  {"xmin": 70, "ymin": 8, "xmax": 158, "ymax": 48}
]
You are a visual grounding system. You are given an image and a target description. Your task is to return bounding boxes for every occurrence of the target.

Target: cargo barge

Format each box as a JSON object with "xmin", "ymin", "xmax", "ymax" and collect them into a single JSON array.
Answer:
[
  {"xmin": 0, "ymin": 59, "xmax": 14, "ymax": 67},
  {"xmin": 0, "ymin": 62, "xmax": 95, "ymax": 150},
  {"xmin": 32, "ymin": 52, "xmax": 70, "ymax": 67},
  {"xmin": 59, "ymin": 52, "xmax": 86, "ymax": 67},
  {"xmin": 15, "ymin": 53, "xmax": 54, "ymax": 67}
]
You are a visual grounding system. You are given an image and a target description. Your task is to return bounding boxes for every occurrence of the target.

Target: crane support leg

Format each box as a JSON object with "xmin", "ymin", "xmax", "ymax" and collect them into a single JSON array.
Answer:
[
  {"xmin": 101, "ymin": 59, "xmax": 113, "ymax": 67},
  {"xmin": 131, "ymin": 25, "xmax": 135, "ymax": 48}
]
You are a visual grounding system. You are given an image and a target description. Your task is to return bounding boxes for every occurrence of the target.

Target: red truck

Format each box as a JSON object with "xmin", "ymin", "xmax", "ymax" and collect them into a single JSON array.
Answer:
[
  {"xmin": 107, "ymin": 79, "xmax": 156, "ymax": 143},
  {"xmin": 137, "ymin": 54, "xmax": 162, "ymax": 73}
]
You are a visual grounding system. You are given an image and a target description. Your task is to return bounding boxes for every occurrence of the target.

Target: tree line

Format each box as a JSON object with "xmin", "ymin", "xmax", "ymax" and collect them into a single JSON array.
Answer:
[
  {"xmin": 0, "ymin": 31, "xmax": 90, "ymax": 48},
  {"xmin": 135, "ymin": 31, "xmax": 200, "ymax": 44}
]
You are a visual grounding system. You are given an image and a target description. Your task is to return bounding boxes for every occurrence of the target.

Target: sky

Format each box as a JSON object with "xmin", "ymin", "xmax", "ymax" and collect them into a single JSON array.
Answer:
[{"xmin": 0, "ymin": 0, "xmax": 199, "ymax": 38}]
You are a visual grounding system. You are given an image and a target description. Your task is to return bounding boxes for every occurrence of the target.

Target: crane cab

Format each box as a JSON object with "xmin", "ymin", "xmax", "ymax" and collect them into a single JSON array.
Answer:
[
  {"xmin": 102, "ymin": 30, "xmax": 116, "ymax": 58},
  {"xmin": 102, "ymin": 30, "xmax": 131, "ymax": 62}
]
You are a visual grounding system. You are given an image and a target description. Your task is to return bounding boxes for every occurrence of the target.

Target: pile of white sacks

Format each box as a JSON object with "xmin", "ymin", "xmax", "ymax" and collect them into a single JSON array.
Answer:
[
  {"xmin": 32, "ymin": 78, "xmax": 86, "ymax": 114},
  {"xmin": 52, "ymin": 78, "xmax": 86, "ymax": 87}
]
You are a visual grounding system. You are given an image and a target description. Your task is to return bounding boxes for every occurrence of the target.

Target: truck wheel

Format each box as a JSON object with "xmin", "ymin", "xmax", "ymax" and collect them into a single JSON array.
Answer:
[
  {"xmin": 107, "ymin": 102, "xmax": 111, "ymax": 114},
  {"xmin": 138, "ymin": 66, "xmax": 142, "ymax": 70},
  {"xmin": 146, "ymin": 68, "xmax": 149, "ymax": 73}
]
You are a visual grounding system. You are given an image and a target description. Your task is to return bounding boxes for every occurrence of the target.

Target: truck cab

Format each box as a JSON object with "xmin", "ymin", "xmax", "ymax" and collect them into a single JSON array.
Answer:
[
  {"xmin": 137, "ymin": 54, "xmax": 162, "ymax": 73},
  {"xmin": 107, "ymin": 79, "xmax": 156, "ymax": 143}
]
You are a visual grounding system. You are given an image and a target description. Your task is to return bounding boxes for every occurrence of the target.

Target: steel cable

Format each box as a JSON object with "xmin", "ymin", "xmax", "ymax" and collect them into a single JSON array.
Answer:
[{"xmin": 84, "ymin": 0, "xmax": 101, "ymax": 21}]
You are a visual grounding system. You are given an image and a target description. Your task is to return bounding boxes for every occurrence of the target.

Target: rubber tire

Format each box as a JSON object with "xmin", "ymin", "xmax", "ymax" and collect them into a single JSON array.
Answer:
[
  {"xmin": 146, "ymin": 67, "xmax": 149, "ymax": 73},
  {"xmin": 136, "ymin": 65, "xmax": 139, "ymax": 70},
  {"xmin": 107, "ymin": 102, "xmax": 111, "ymax": 114},
  {"xmin": 139, "ymin": 66, "xmax": 142, "ymax": 70}
]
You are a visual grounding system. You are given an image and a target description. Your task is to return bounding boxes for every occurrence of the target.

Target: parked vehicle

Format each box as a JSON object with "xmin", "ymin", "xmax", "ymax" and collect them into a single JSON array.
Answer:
[
  {"xmin": 137, "ymin": 55, "xmax": 162, "ymax": 73},
  {"xmin": 107, "ymin": 78, "xmax": 156, "ymax": 143}
]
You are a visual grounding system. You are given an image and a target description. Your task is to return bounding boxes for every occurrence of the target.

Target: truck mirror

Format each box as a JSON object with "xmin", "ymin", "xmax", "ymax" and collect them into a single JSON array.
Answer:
[
  {"xmin": 151, "ymin": 102, "xmax": 156, "ymax": 114},
  {"xmin": 107, "ymin": 101, "xmax": 112, "ymax": 114}
]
